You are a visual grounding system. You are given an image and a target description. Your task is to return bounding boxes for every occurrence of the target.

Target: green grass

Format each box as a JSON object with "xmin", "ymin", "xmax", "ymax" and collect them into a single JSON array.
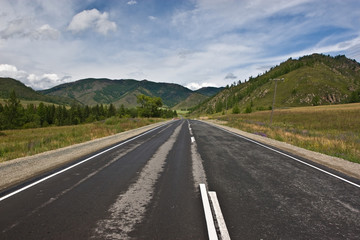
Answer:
[
  {"xmin": 0, "ymin": 117, "xmax": 163, "ymax": 162},
  {"xmin": 214, "ymin": 103, "xmax": 360, "ymax": 163},
  {"xmin": 0, "ymin": 98, "xmax": 60, "ymax": 107}
]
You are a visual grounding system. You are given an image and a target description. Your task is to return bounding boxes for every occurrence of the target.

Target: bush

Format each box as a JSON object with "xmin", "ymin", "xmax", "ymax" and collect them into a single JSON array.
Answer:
[
  {"xmin": 245, "ymin": 105, "xmax": 252, "ymax": 113},
  {"xmin": 232, "ymin": 105, "xmax": 240, "ymax": 114}
]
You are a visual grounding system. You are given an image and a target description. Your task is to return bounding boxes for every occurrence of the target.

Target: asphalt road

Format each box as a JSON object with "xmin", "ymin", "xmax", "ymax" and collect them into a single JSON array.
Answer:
[{"xmin": 0, "ymin": 119, "xmax": 359, "ymax": 239}]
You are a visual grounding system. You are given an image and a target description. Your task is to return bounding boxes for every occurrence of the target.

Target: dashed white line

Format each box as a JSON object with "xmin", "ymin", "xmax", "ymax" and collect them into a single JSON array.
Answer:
[
  {"xmin": 209, "ymin": 191, "xmax": 231, "ymax": 240},
  {"xmin": 200, "ymin": 184, "xmax": 218, "ymax": 240},
  {"xmin": 191, "ymin": 136, "xmax": 195, "ymax": 143}
]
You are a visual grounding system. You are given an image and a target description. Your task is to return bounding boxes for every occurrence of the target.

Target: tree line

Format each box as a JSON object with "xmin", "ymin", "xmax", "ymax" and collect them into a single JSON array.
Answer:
[{"xmin": 0, "ymin": 91, "xmax": 177, "ymax": 130}]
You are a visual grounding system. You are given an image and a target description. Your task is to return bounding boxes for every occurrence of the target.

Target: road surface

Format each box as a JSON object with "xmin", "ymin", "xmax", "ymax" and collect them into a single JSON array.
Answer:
[{"xmin": 0, "ymin": 119, "xmax": 359, "ymax": 239}]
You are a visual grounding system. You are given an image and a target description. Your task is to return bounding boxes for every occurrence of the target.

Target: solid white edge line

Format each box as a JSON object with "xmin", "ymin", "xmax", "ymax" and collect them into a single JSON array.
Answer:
[
  {"xmin": 0, "ymin": 121, "xmax": 174, "ymax": 202},
  {"xmin": 203, "ymin": 121, "xmax": 360, "ymax": 188},
  {"xmin": 209, "ymin": 191, "xmax": 231, "ymax": 240},
  {"xmin": 191, "ymin": 136, "xmax": 195, "ymax": 143},
  {"xmin": 200, "ymin": 184, "xmax": 218, "ymax": 240}
]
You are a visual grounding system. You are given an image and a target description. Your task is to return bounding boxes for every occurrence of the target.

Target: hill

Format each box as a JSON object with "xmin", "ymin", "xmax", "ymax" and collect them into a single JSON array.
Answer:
[
  {"xmin": 195, "ymin": 87, "xmax": 224, "ymax": 96},
  {"xmin": 191, "ymin": 54, "xmax": 360, "ymax": 115},
  {"xmin": 40, "ymin": 78, "xmax": 221, "ymax": 108},
  {"xmin": 173, "ymin": 93, "xmax": 209, "ymax": 110},
  {"xmin": 0, "ymin": 77, "xmax": 79, "ymax": 105}
]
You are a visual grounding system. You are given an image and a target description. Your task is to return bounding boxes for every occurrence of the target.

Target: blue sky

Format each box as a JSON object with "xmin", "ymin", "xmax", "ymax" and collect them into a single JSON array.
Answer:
[{"xmin": 0, "ymin": 0, "xmax": 360, "ymax": 90}]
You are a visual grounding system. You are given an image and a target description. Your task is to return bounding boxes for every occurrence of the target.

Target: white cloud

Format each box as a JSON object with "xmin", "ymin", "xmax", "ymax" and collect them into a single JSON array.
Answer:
[
  {"xmin": 0, "ymin": 19, "xmax": 30, "ymax": 39},
  {"xmin": 0, "ymin": 64, "xmax": 18, "ymax": 72},
  {"xmin": 34, "ymin": 24, "xmax": 60, "ymax": 40},
  {"xmin": 0, "ymin": 64, "xmax": 72, "ymax": 89},
  {"xmin": 0, "ymin": 64, "xmax": 28, "ymax": 80},
  {"xmin": 127, "ymin": 0, "xmax": 137, "ymax": 5},
  {"xmin": 148, "ymin": 16, "xmax": 157, "ymax": 21},
  {"xmin": 185, "ymin": 82, "xmax": 218, "ymax": 90},
  {"xmin": 0, "ymin": 19, "xmax": 60, "ymax": 40},
  {"xmin": 68, "ymin": 9, "xmax": 117, "ymax": 35}
]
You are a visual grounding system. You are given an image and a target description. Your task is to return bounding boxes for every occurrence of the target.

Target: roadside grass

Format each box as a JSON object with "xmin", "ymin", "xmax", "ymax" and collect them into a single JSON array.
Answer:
[
  {"xmin": 175, "ymin": 109, "xmax": 190, "ymax": 116},
  {"xmin": 214, "ymin": 103, "xmax": 360, "ymax": 164},
  {"xmin": 0, "ymin": 117, "xmax": 163, "ymax": 162}
]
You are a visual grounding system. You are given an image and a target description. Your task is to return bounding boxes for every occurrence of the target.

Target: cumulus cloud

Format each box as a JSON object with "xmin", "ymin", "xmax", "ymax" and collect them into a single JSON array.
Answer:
[
  {"xmin": 0, "ymin": 64, "xmax": 71, "ymax": 89},
  {"xmin": 127, "ymin": 0, "xmax": 137, "ymax": 5},
  {"xmin": 0, "ymin": 19, "xmax": 60, "ymax": 40},
  {"xmin": 68, "ymin": 9, "xmax": 117, "ymax": 35},
  {"xmin": 185, "ymin": 82, "xmax": 217, "ymax": 90},
  {"xmin": 0, "ymin": 64, "xmax": 28, "ymax": 80}
]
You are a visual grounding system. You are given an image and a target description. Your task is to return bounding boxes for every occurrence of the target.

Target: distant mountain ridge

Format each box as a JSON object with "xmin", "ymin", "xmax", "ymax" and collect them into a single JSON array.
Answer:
[
  {"xmin": 191, "ymin": 54, "xmax": 360, "ymax": 114},
  {"xmin": 0, "ymin": 77, "xmax": 79, "ymax": 105},
  {"xmin": 39, "ymin": 78, "xmax": 223, "ymax": 108}
]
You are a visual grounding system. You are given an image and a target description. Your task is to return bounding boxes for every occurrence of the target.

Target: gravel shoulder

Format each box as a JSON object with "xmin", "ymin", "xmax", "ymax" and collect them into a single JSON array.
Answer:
[
  {"xmin": 203, "ymin": 120, "xmax": 360, "ymax": 180},
  {"xmin": 0, "ymin": 121, "xmax": 171, "ymax": 191}
]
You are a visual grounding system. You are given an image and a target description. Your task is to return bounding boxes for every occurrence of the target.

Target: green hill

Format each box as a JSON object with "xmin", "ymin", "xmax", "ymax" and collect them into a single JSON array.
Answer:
[
  {"xmin": 0, "ymin": 77, "xmax": 78, "ymax": 105},
  {"xmin": 40, "ymin": 78, "xmax": 220, "ymax": 108},
  {"xmin": 173, "ymin": 93, "xmax": 209, "ymax": 110},
  {"xmin": 191, "ymin": 54, "xmax": 360, "ymax": 115},
  {"xmin": 195, "ymin": 87, "xmax": 224, "ymax": 97}
]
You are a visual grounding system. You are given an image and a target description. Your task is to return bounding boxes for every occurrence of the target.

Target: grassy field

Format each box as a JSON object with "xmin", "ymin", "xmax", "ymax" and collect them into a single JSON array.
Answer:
[
  {"xmin": 0, "ymin": 117, "xmax": 163, "ymax": 162},
  {"xmin": 0, "ymin": 98, "xmax": 59, "ymax": 106},
  {"xmin": 214, "ymin": 103, "xmax": 360, "ymax": 163}
]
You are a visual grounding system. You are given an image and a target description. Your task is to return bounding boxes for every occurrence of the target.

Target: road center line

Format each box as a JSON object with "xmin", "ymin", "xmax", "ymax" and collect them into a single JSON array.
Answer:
[
  {"xmin": 209, "ymin": 191, "xmax": 231, "ymax": 240},
  {"xmin": 205, "ymin": 121, "xmax": 360, "ymax": 188},
  {"xmin": 0, "ymin": 121, "xmax": 174, "ymax": 202},
  {"xmin": 200, "ymin": 184, "xmax": 218, "ymax": 240}
]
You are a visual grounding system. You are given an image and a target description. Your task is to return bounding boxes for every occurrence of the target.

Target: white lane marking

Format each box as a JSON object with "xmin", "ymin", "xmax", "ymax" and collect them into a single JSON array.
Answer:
[
  {"xmin": 205, "ymin": 122, "xmax": 360, "ymax": 188},
  {"xmin": 200, "ymin": 184, "xmax": 218, "ymax": 240},
  {"xmin": 191, "ymin": 136, "xmax": 195, "ymax": 143},
  {"xmin": 94, "ymin": 122, "xmax": 183, "ymax": 239},
  {"xmin": 0, "ymin": 121, "xmax": 173, "ymax": 202},
  {"xmin": 209, "ymin": 191, "xmax": 231, "ymax": 240}
]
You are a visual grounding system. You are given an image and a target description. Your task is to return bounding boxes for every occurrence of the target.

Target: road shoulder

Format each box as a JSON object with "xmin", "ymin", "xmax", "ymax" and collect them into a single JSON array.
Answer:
[{"xmin": 202, "ymin": 120, "xmax": 360, "ymax": 180}]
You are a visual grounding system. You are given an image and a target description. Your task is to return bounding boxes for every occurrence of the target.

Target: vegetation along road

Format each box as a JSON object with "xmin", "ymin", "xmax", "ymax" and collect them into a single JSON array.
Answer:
[{"xmin": 0, "ymin": 119, "xmax": 359, "ymax": 239}]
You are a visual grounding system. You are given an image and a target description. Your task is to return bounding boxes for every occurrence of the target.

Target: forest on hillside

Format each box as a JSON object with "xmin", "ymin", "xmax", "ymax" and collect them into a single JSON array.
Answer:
[{"xmin": 0, "ymin": 92, "xmax": 177, "ymax": 130}]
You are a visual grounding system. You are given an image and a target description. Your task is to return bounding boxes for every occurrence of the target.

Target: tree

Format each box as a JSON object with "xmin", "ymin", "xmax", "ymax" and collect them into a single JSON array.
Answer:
[
  {"xmin": 37, "ymin": 102, "xmax": 47, "ymax": 126},
  {"xmin": 3, "ymin": 90, "xmax": 25, "ymax": 129},
  {"xmin": 107, "ymin": 104, "xmax": 116, "ymax": 117},
  {"xmin": 137, "ymin": 94, "xmax": 163, "ymax": 117},
  {"xmin": 349, "ymin": 89, "xmax": 360, "ymax": 103},
  {"xmin": 232, "ymin": 104, "xmax": 240, "ymax": 114}
]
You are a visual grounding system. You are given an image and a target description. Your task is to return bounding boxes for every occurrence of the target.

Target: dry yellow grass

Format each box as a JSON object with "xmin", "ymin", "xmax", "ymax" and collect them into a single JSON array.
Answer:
[
  {"xmin": 216, "ymin": 103, "xmax": 360, "ymax": 163},
  {"xmin": 0, "ymin": 117, "xmax": 162, "ymax": 162}
]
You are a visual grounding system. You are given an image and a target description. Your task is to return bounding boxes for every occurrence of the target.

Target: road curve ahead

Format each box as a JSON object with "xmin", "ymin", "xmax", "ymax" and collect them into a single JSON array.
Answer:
[{"xmin": 0, "ymin": 119, "xmax": 360, "ymax": 239}]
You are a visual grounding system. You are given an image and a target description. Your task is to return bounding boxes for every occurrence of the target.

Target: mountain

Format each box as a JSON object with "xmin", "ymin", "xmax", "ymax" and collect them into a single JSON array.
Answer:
[
  {"xmin": 173, "ymin": 93, "xmax": 209, "ymax": 110},
  {"xmin": 0, "ymin": 77, "xmax": 79, "ymax": 105},
  {"xmin": 191, "ymin": 54, "xmax": 360, "ymax": 114},
  {"xmin": 195, "ymin": 87, "xmax": 224, "ymax": 97},
  {"xmin": 40, "ymin": 78, "xmax": 222, "ymax": 108}
]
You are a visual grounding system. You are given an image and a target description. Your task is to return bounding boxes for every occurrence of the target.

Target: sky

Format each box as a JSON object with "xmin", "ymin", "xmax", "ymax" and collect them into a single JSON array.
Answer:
[{"xmin": 0, "ymin": 0, "xmax": 360, "ymax": 90}]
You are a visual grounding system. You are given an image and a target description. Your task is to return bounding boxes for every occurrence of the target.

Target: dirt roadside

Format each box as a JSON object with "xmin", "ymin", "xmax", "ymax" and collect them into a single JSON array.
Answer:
[
  {"xmin": 203, "ymin": 120, "xmax": 360, "ymax": 180},
  {"xmin": 0, "ymin": 121, "xmax": 171, "ymax": 191}
]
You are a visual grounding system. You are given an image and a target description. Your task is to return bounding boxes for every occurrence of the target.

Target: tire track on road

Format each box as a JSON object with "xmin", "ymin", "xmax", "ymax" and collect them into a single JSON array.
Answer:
[{"xmin": 93, "ymin": 122, "xmax": 183, "ymax": 239}]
